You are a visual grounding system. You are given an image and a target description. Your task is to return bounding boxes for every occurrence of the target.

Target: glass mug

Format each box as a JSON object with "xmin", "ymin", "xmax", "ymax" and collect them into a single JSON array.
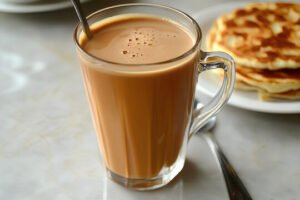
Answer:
[{"xmin": 74, "ymin": 3, "xmax": 235, "ymax": 190}]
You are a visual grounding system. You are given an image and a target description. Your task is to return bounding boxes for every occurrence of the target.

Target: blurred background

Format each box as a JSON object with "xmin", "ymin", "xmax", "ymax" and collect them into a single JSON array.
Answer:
[{"xmin": 1, "ymin": 0, "xmax": 300, "ymax": 200}]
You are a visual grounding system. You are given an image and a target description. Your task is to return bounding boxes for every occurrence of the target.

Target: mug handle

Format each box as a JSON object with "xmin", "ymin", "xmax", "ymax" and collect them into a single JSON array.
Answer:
[{"xmin": 189, "ymin": 51, "xmax": 235, "ymax": 138}]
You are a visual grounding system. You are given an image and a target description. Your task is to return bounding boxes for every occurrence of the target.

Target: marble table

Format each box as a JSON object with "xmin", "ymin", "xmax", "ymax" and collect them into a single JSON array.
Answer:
[{"xmin": 1, "ymin": 0, "xmax": 300, "ymax": 199}]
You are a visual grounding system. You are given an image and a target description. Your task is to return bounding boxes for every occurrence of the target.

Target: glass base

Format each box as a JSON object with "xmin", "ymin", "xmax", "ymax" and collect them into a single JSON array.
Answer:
[{"xmin": 106, "ymin": 159, "xmax": 185, "ymax": 191}]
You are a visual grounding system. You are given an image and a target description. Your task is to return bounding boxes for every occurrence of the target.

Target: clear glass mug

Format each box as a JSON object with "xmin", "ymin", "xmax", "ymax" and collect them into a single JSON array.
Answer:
[{"xmin": 74, "ymin": 3, "xmax": 235, "ymax": 190}]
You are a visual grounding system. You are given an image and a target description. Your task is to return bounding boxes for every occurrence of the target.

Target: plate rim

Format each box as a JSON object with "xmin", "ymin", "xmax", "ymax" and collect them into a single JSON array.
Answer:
[
  {"xmin": 0, "ymin": 0, "xmax": 90, "ymax": 13},
  {"xmin": 193, "ymin": 1, "xmax": 300, "ymax": 114}
]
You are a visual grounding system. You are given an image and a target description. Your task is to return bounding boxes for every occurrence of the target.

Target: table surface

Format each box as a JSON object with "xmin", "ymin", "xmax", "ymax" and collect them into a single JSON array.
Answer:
[{"xmin": 1, "ymin": 0, "xmax": 300, "ymax": 199}]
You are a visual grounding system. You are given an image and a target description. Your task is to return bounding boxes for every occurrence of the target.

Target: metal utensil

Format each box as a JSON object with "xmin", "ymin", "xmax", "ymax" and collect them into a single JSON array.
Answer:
[
  {"xmin": 195, "ymin": 100, "xmax": 252, "ymax": 200},
  {"xmin": 70, "ymin": 0, "xmax": 92, "ymax": 39}
]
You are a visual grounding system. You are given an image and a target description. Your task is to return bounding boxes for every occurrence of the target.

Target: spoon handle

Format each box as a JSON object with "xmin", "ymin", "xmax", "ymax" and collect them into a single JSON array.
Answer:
[
  {"xmin": 70, "ymin": 0, "xmax": 92, "ymax": 39},
  {"xmin": 203, "ymin": 133, "xmax": 252, "ymax": 200}
]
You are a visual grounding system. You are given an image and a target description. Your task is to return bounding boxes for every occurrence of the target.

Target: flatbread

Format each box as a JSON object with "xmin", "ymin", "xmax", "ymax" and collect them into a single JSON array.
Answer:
[
  {"xmin": 208, "ymin": 2, "xmax": 300, "ymax": 70},
  {"xmin": 235, "ymin": 77, "xmax": 300, "ymax": 101},
  {"xmin": 235, "ymin": 65, "xmax": 300, "ymax": 93}
]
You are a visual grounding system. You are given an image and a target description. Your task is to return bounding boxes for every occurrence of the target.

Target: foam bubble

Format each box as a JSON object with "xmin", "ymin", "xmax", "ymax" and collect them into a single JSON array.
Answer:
[{"xmin": 121, "ymin": 29, "xmax": 165, "ymax": 60}]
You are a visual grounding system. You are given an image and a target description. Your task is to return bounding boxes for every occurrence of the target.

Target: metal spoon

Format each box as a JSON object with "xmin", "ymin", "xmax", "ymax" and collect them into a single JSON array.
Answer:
[
  {"xmin": 196, "ymin": 102, "xmax": 252, "ymax": 200},
  {"xmin": 70, "ymin": 0, "xmax": 92, "ymax": 39}
]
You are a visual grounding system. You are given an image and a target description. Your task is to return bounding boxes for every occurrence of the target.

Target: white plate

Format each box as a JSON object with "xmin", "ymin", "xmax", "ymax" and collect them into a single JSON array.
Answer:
[
  {"xmin": 0, "ymin": 0, "xmax": 90, "ymax": 13},
  {"xmin": 193, "ymin": 1, "xmax": 300, "ymax": 114}
]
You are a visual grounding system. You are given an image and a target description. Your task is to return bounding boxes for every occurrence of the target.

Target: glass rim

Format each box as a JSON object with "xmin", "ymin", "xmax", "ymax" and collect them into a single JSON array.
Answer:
[{"xmin": 73, "ymin": 3, "xmax": 202, "ymax": 67}]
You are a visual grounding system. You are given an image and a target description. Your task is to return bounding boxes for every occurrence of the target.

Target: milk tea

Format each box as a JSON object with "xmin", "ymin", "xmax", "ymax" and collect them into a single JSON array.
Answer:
[{"xmin": 78, "ymin": 14, "xmax": 198, "ymax": 178}]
